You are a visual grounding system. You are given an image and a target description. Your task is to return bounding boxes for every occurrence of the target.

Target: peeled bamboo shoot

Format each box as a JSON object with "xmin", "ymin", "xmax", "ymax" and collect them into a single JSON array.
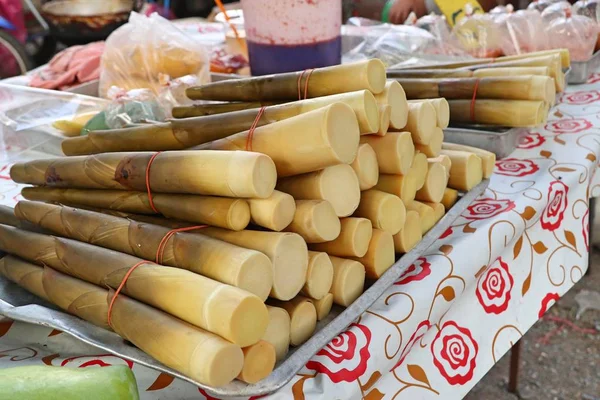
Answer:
[
  {"xmin": 393, "ymin": 211, "xmax": 422, "ymax": 253},
  {"xmin": 186, "ymin": 59, "xmax": 387, "ymax": 101},
  {"xmin": 374, "ymin": 81, "xmax": 408, "ymax": 129},
  {"xmin": 360, "ymin": 131, "xmax": 415, "ymax": 175},
  {"xmin": 408, "ymin": 99, "xmax": 449, "ymax": 129},
  {"xmin": 309, "ymin": 217, "xmax": 373, "ymax": 258},
  {"xmin": 197, "ymin": 104, "xmax": 359, "ymax": 177},
  {"xmin": 268, "ymin": 297, "xmax": 317, "ymax": 346},
  {"xmin": 285, "ymin": 200, "xmax": 341, "ymax": 243},
  {"xmin": 301, "ymin": 251, "xmax": 334, "ymax": 300},
  {"xmin": 415, "ymin": 127, "xmax": 443, "ymax": 158},
  {"xmin": 15, "ymin": 201, "xmax": 274, "ymax": 300},
  {"xmin": 440, "ymin": 149, "xmax": 484, "ymax": 191},
  {"xmin": 349, "ymin": 229, "xmax": 395, "ymax": 279},
  {"xmin": 301, "ymin": 293, "xmax": 333, "ymax": 321},
  {"xmin": 376, "ymin": 104, "xmax": 391, "ymax": 136},
  {"xmin": 415, "ymin": 161, "xmax": 447, "ymax": 203},
  {"xmin": 406, "ymin": 201, "xmax": 436, "ymax": 234},
  {"xmin": 109, "ymin": 293, "xmax": 244, "ymax": 387},
  {"xmin": 237, "ymin": 341, "xmax": 276, "ymax": 384},
  {"xmin": 42, "ymin": 267, "xmax": 109, "ymax": 329},
  {"xmin": 353, "ymin": 190, "xmax": 405, "ymax": 235},
  {"xmin": 423, "ymin": 202, "xmax": 445, "ymax": 222},
  {"xmin": 248, "ymin": 190, "xmax": 296, "ymax": 231},
  {"xmin": 329, "ymin": 256, "xmax": 365, "ymax": 307},
  {"xmin": 442, "ymin": 188, "xmax": 459, "ymax": 211},
  {"xmin": 442, "ymin": 143, "xmax": 496, "ymax": 179},
  {"xmin": 276, "ymin": 164, "xmax": 361, "ymax": 217},
  {"xmin": 11, "ymin": 151, "xmax": 277, "ymax": 199},
  {"xmin": 429, "ymin": 155, "xmax": 451, "ymax": 178},
  {"xmin": 473, "ymin": 66, "xmax": 551, "ymax": 78},
  {"xmin": 409, "ymin": 152, "xmax": 428, "ymax": 191},
  {"xmin": 374, "ymin": 173, "xmax": 418, "ymax": 204},
  {"xmin": 0, "ymin": 255, "xmax": 47, "ymax": 301},
  {"xmin": 201, "ymin": 228, "xmax": 308, "ymax": 301},
  {"xmin": 350, "ymin": 144, "xmax": 379, "ymax": 191},
  {"xmin": 262, "ymin": 306, "xmax": 291, "ymax": 361},
  {"xmin": 405, "ymin": 102, "xmax": 436, "ymax": 145}
]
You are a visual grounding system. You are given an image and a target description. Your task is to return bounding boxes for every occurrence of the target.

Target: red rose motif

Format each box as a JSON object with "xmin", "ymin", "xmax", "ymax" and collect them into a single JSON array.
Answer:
[
  {"xmin": 306, "ymin": 322, "xmax": 371, "ymax": 383},
  {"xmin": 395, "ymin": 257, "xmax": 431, "ymax": 285},
  {"xmin": 495, "ymin": 159, "xmax": 539, "ymax": 177},
  {"xmin": 583, "ymin": 208, "xmax": 590, "ymax": 252},
  {"xmin": 562, "ymin": 90, "xmax": 600, "ymax": 105},
  {"xmin": 391, "ymin": 320, "xmax": 431, "ymax": 370},
  {"xmin": 588, "ymin": 73, "xmax": 600, "ymax": 84},
  {"xmin": 60, "ymin": 354, "xmax": 133, "ymax": 369},
  {"xmin": 538, "ymin": 293, "xmax": 560, "ymax": 318},
  {"xmin": 541, "ymin": 180, "xmax": 569, "ymax": 231},
  {"xmin": 544, "ymin": 118, "xmax": 592, "ymax": 134},
  {"xmin": 440, "ymin": 227, "xmax": 453, "ymax": 239},
  {"xmin": 475, "ymin": 258, "xmax": 514, "ymax": 314},
  {"xmin": 431, "ymin": 321, "xmax": 479, "ymax": 385},
  {"xmin": 518, "ymin": 132, "xmax": 546, "ymax": 149},
  {"xmin": 462, "ymin": 198, "xmax": 516, "ymax": 220}
]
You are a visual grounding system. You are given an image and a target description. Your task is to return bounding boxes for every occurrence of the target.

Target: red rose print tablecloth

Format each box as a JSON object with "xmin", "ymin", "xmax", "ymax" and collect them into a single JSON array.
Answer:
[{"xmin": 1, "ymin": 75, "xmax": 600, "ymax": 400}]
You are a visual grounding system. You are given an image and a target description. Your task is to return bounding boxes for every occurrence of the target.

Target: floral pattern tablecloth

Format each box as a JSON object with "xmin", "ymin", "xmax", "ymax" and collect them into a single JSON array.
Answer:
[{"xmin": 1, "ymin": 75, "xmax": 600, "ymax": 400}]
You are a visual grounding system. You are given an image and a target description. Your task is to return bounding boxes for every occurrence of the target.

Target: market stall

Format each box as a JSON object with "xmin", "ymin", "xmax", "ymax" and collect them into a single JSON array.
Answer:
[{"xmin": 0, "ymin": 1, "xmax": 599, "ymax": 399}]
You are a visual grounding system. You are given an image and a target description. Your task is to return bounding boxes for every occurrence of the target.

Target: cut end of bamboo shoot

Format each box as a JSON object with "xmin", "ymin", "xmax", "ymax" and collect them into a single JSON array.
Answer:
[
  {"xmin": 329, "ymin": 256, "xmax": 366, "ymax": 307},
  {"xmin": 354, "ymin": 189, "xmax": 406, "ymax": 235},
  {"xmin": 377, "ymin": 104, "xmax": 391, "ymax": 136},
  {"xmin": 441, "ymin": 188, "xmax": 459, "ymax": 211},
  {"xmin": 440, "ymin": 149, "xmax": 484, "ymax": 191},
  {"xmin": 409, "ymin": 152, "xmax": 428, "ymax": 191},
  {"xmin": 269, "ymin": 298, "xmax": 317, "ymax": 346},
  {"xmin": 300, "ymin": 293, "xmax": 334, "ymax": 321},
  {"xmin": 442, "ymin": 143, "xmax": 496, "ymax": 179},
  {"xmin": 350, "ymin": 228, "xmax": 395, "ymax": 279},
  {"xmin": 381, "ymin": 81, "xmax": 408, "ymax": 129},
  {"xmin": 360, "ymin": 131, "xmax": 415, "ymax": 175},
  {"xmin": 405, "ymin": 102, "xmax": 436, "ymax": 145},
  {"xmin": 309, "ymin": 217, "xmax": 373, "ymax": 258},
  {"xmin": 262, "ymin": 306, "xmax": 291, "ymax": 361},
  {"xmin": 301, "ymin": 251, "xmax": 334, "ymax": 300},
  {"xmin": 393, "ymin": 211, "xmax": 422, "ymax": 253},
  {"xmin": 415, "ymin": 127, "xmax": 443, "ymax": 158},
  {"xmin": 415, "ymin": 162, "xmax": 447, "ymax": 204},
  {"xmin": 286, "ymin": 200, "xmax": 341, "ymax": 243},
  {"xmin": 351, "ymin": 143, "xmax": 379, "ymax": 191},
  {"xmin": 406, "ymin": 201, "xmax": 436, "ymax": 234},
  {"xmin": 237, "ymin": 341, "xmax": 276, "ymax": 384},
  {"xmin": 248, "ymin": 190, "xmax": 296, "ymax": 231}
]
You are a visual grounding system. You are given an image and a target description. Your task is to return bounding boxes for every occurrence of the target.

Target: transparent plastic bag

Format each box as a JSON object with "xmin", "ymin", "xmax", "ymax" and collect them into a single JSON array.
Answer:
[
  {"xmin": 99, "ymin": 12, "xmax": 210, "ymax": 98},
  {"xmin": 573, "ymin": 0, "xmax": 600, "ymax": 51},
  {"xmin": 451, "ymin": 12, "xmax": 504, "ymax": 58},
  {"xmin": 414, "ymin": 14, "xmax": 453, "ymax": 45},
  {"xmin": 104, "ymin": 87, "xmax": 166, "ymax": 129},
  {"xmin": 527, "ymin": 0, "xmax": 563, "ymax": 12},
  {"xmin": 497, "ymin": 9, "xmax": 548, "ymax": 55},
  {"xmin": 541, "ymin": 1, "xmax": 572, "ymax": 22},
  {"xmin": 156, "ymin": 74, "xmax": 199, "ymax": 116},
  {"xmin": 545, "ymin": 10, "xmax": 597, "ymax": 61}
]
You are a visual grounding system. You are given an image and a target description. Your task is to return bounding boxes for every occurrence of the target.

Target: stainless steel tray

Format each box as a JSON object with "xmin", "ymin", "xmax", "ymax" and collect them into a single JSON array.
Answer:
[
  {"xmin": 444, "ymin": 125, "xmax": 526, "ymax": 158},
  {"xmin": 0, "ymin": 180, "xmax": 489, "ymax": 397},
  {"xmin": 567, "ymin": 50, "xmax": 600, "ymax": 85}
]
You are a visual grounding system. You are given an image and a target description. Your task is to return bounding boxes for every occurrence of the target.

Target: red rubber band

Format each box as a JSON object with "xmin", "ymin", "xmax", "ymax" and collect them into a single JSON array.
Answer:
[
  {"xmin": 470, "ymin": 79, "xmax": 480, "ymax": 122},
  {"xmin": 107, "ymin": 260, "xmax": 153, "ymax": 327},
  {"xmin": 145, "ymin": 152, "xmax": 162, "ymax": 214},
  {"xmin": 246, "ymin": 106, "xmax": 266, "ymax": 151},
  {"xmin": 155, "ymin": 225, "xmax": 208, "ymax": 264},
  {"xmin": 296, "ymin": 69, "xmax": 314, "ymax": 100},
  {"xmin": 303, "ymin": 69, "xmax": 314, "ymax": 100},
  {"xmin": 297, "ymin": 70, "xmax": 307, "ymax": 100}
]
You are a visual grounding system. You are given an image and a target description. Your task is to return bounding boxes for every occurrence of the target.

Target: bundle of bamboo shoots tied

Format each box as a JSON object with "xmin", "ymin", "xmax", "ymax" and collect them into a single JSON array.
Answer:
[
  {"xmin": 3, "ymin": 58, "xmax": 495, "ymax": 389},
  {"xmin": 387, "ymin": 49, "xmax": 570, "ymax": 127}
]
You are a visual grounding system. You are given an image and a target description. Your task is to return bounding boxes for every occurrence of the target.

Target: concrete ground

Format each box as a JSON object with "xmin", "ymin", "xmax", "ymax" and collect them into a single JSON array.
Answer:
[{"xmin": 464, "ymin": 250, "xmax": 600, "ymax": 400}]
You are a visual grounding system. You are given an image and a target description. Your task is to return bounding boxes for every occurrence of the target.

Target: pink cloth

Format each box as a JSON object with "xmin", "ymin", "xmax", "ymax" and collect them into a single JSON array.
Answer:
[{"xmin": 30, "ymin": 42, "xmax": 105, "ymax": 90}]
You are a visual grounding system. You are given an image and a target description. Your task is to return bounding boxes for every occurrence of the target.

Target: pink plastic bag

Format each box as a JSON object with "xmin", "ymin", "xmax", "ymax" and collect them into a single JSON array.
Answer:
[
  {"xmin": 545, "ymin": 9, "xmax": 597, "ymax": 61},
  {"xmin": 496, "ymin": 9, "xmax": 548, "ymax": 55},
  {"xmin": 451, "ymin": 12, "xmax": 504, "ymax": 58}
]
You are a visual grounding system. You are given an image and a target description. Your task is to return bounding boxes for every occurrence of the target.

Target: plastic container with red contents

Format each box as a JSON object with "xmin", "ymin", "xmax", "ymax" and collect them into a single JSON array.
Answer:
[{"xmin": 240, "ymin": 0, "xmax": 341, "ymax": 75}]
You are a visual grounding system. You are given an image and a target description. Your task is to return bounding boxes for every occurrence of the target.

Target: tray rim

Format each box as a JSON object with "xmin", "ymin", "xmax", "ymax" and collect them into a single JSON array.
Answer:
[{"xmin": 0, "ymin": 179, "xmax": 490, "ymax": 398}]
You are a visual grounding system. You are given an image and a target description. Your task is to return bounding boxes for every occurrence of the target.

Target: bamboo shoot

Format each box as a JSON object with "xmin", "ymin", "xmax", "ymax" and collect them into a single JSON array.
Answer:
[
  {"xmin": 299, "ymin": 293, "xmax": 333, "ymax": 321},
  {"xmin": 301, "ymin": 251, "xmax": 334, "ymax": 300},
  {"xmin": 408, "ymin": 99, "xmax": 449, "ymax": 128},
  {"xmin": 374, "ymin": 173, "xmax": 418, "ymax": 204},
  {"xmin": 393, "ymin": 211, "xmax": 422, "ymax": 253},
  {"xmin": 360, "ymin": 131, "xmax": 415, "ymax": 175},
  {"xmin": 409, "ymin": 152, "xmax": 428, "ymax": 191},
  {"xmin": 406, "ymin": 201, "xmax": 436, "ymax": 234},
  {"xmin": 186, "ymin": 59, "xmax": 387, "ymax": 101},
  {"xmin": 276, "ymin": 164, "xmax": 361, "ymax": 217},
  {"xmin": 248, "ymin": 190, "xmax": 296, "ymax": 231},
  {"xmin": 440, "ymin": 149, "xmax": 483, "ymax": 191},
  {"xmin": 0, "ymin": 255, "xmax": 47, "ymax": 301},
  {"xmin": 353, "ymin": 190, "xmax": 405, "ymax": 235},
  {"xmin": 11, "ymin": 151, "xmax": 277, "ymax": 199},
  {"xmin": 309, "ymin": 217, "xmax": 373, "ymax": 258},
  {"xmin": 109, "ymin": 293, "xmax": 244, "ymax": 387},
  {"xmin": 423, "ymin": 202, "xmax": 445, "ymax": 222},
  {"xmin": 441, "ymin": 188, "xmax": 459, "ymax": 211},
  {"xmin": 172, "ymin": 101, "xmax": 279, "ymax": 117},
  {"xmin": 442, "ymin": 143, "xmax": 496, "ymax": 179},
  {"xmin": 201, "ymin": 228, "xmax": 308, "ymax": 301},
  {"xmin": 329, "ymin": 256, "xmax": 365, "ymax": 307},
  {"xmin": 473, "ymin": 66, "xmax": 551, "ymax": 78},
  {"xmin": 428, "ymin": 155, "xmax": 451, "ymax": 178},
  {"xmin": 376, "ymin": 104, "xmax": 391, "ymax": 136},
  {"xmin": 262, "ymin": 306, "xmax": 291, "ymax": 361},
  {"xmin": 415, "ymin": 127, "xmax": 443, "ymax": 158},
  {"xmin": 415, "ymin": 161, "xmax": 447, "ymax": 203},
  {"xmin": 197, "ymin": 104, "xmax": 359, "ymax": 177},
  {"xmin": 405, "ymin": 102, "xmax": 436, "ymax": 145},
  {"xmin": 350, "ymin": 143, "xmax": 379, "ymax": 191},
  {"xmin": 237, "ymin": 341, "xmax": 276, "ymax": 384},
  {"xmin": 374, "ymin": 81, "xmax": 408, "ymax": 129},
  {"xmin": 349, "ymin": 229, "xmax": 395, "ymax": 279},
  {"xmin": 268, "ymin": 297, "xmax": 317, "ymax": 346},
  {"xmin": 285, "ymin": 200, "xmax": 341, "ymax": 243},
  {"xmin": 449, "ymin": 99, "xmax": 544, "ymax": 127}
]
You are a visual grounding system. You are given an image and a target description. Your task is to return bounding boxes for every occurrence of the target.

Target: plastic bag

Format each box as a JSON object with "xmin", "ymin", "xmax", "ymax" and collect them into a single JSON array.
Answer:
[
  {"xmin": 541, "ymin": 1, "xmax": 572, "ymax": 22},
  {"xmin": 545, "ymin": 10, "xmax": 597, "ymax": 61},
  {"xmin": 451, "ymin": 12, "xmax": 504, "ymax": 58},
  {"xmin": 99, "ymin": 12, "xmax": 210, "ymax": 98},
  {"xmin": 527, "ymin": 0, "xmax": 563, "ymax": 12},
  {"xmin": 156, "ymin": 74, "xmax": 199, "ymax": 115},
  {"xmin": 104, "ymin": 87, "xmax": 166, "ymax": 129},
  {"xmin": 497, "ymin": 9, "xmax": 548, "ymax": 55},
  {"xmin": 573, "ymin": 0, "xmax": 600, "ymax": 51},
  {"xmin": 414, "ymin": 14, "xmax": 454, "ymax": 45}
]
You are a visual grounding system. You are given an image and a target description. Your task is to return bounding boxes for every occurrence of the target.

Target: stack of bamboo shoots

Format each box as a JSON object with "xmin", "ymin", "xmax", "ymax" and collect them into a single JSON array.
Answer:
[
  {"xmin": 387, "ymin": 49, "xmax": 570, "ymax": 127},
  {"xmin": 0, "ymin": 58, "xmax": 495, "ymax": 389}
]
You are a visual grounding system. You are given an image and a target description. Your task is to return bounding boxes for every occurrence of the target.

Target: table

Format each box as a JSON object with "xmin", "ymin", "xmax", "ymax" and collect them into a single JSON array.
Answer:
[{"xmin": 0, "ymin": 75, "xmax": 599, "ymax": 399}]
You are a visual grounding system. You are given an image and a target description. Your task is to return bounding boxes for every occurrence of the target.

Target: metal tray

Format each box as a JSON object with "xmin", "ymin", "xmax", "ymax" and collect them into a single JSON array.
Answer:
[
  {"xmin": 567, "ymin": 50, "xmax": 600, "ymax": 85},
  {"xmin": 444, "ymin": 125, "xmax": 527, "ymax": 158},
  {"xmin": 0, "ymin": 180, "xmax": 489, "ymax": 397}
]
